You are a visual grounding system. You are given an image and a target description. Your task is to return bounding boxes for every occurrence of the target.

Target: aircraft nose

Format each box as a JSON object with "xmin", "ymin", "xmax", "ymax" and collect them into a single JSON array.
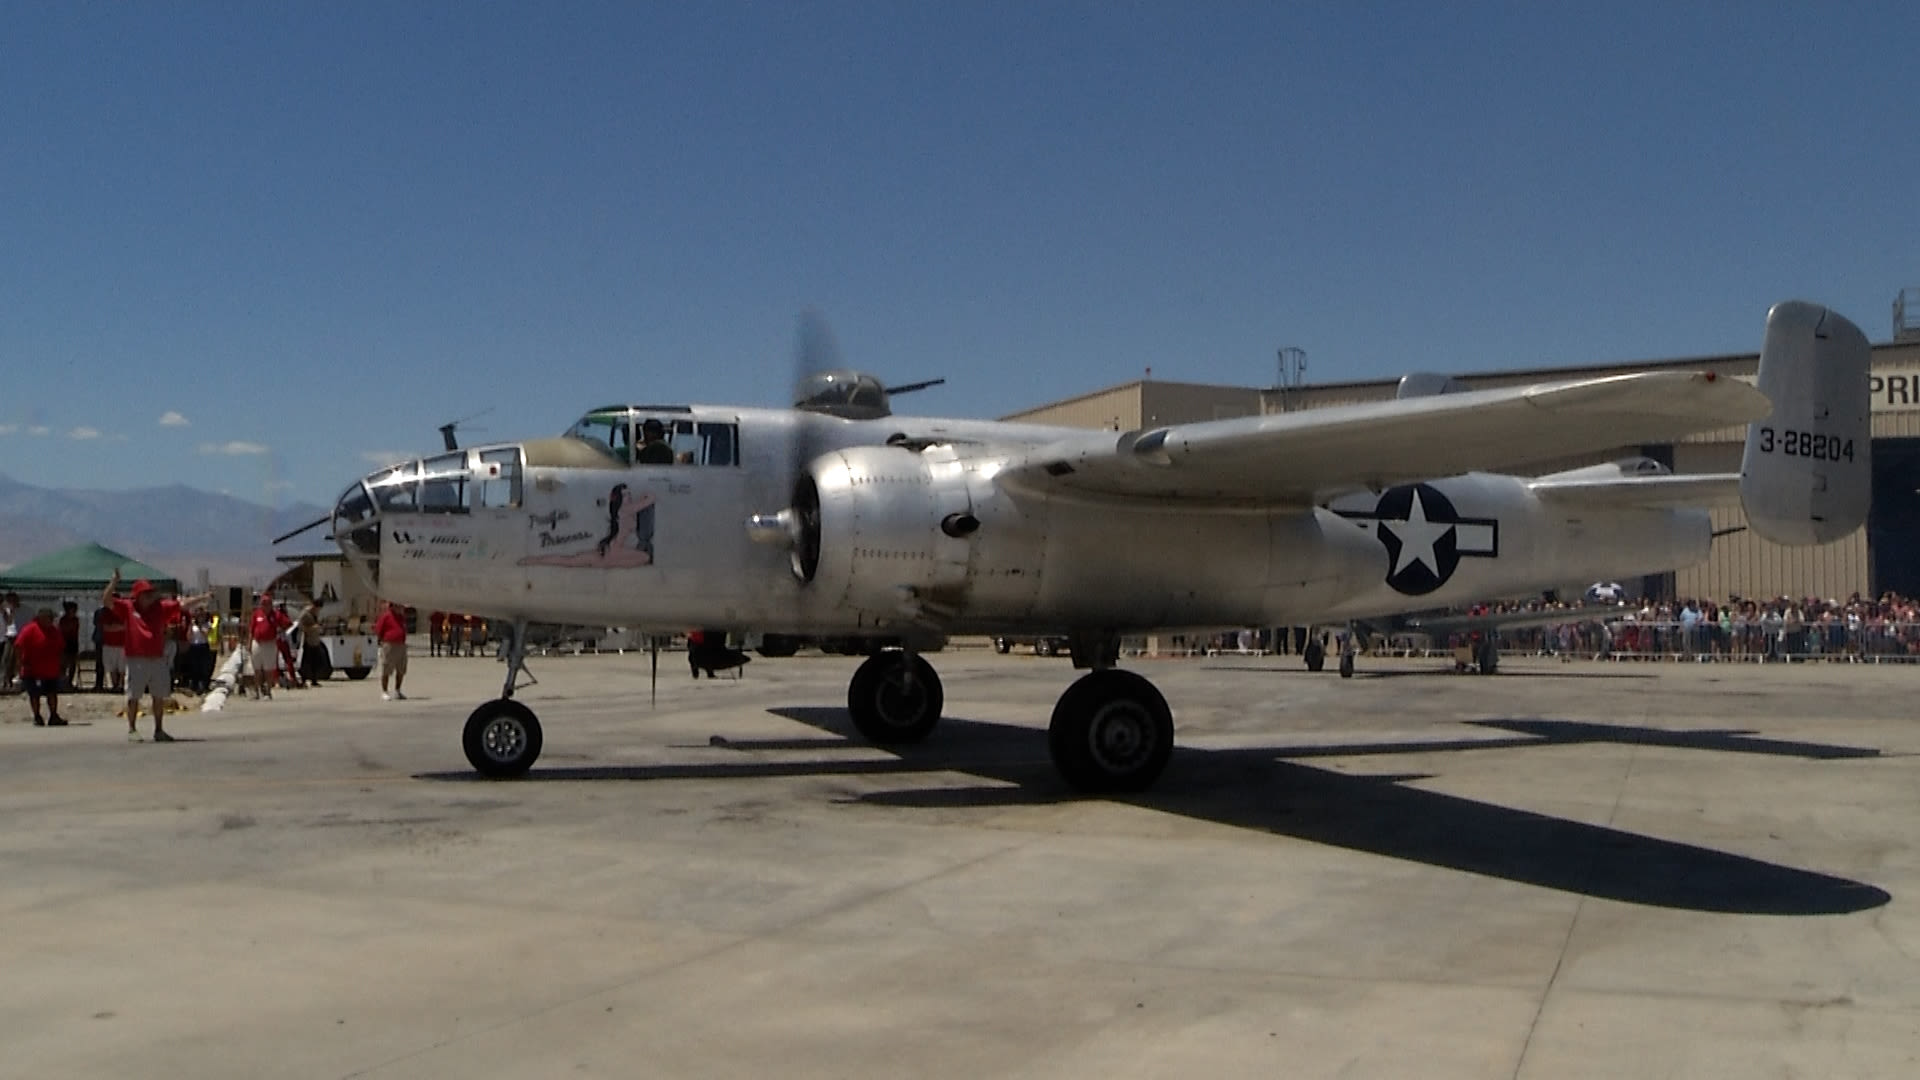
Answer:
[
  {"xmin": 333, "ymin": 459, "xmax": 421, "ymax": 588},
  {"xmin": 333, "ymin": 478, "xmax": 381, "ymax": 585}
]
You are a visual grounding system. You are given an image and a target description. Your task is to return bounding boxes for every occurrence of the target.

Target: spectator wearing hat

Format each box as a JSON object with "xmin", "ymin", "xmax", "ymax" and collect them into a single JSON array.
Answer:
[{"xmin": 102, "ymin": 571, "xmax": 211, "ymax": 742}]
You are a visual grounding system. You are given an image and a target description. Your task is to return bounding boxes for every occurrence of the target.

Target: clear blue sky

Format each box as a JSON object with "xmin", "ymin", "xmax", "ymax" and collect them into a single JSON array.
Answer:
[{"xmin": 4, "ymin": 1, "xmax": 1916, "ymax": 509}]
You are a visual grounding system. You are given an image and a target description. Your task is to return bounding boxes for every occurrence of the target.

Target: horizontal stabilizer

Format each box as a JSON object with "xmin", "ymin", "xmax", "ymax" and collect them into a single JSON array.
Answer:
[{"xmin": 1529, "ymin": 473, "xmax": 1741, "ymax": 510}]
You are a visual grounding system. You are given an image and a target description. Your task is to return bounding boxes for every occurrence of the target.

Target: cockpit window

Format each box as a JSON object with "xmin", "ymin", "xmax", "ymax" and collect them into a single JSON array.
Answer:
[
  {"xmin": 566, "ymin": 408, "xmax": 737, "ymax": 467},
  {"xmin": 366, "ymin": 462, "xmax": 419, "ymax": 512},
  {"xmin": 420, "ymin": 452, "xmax": 469, "ymax": 513},
  {"xmin": 564, "ymin": 411, "xmax": 632, "ymax": 463},
  {"xmin": 476, "ymin": 447, "xmax": 522, "ymax": 508}
]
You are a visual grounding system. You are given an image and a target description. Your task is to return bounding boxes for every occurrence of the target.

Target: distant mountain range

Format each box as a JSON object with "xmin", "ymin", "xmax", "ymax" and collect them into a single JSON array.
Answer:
[{"xmin": 0, "ymin": 473, "xmax": 333, "ymax": 585}]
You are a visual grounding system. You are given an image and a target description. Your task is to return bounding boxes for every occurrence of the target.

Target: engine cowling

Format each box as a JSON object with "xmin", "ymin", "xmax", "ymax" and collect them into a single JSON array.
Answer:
[{"xmin": 800, "ymin": 445, "xmax": 978, "ymax": 623}]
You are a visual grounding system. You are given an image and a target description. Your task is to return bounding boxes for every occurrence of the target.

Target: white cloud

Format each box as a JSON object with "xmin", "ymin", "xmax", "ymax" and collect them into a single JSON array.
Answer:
[
  {"xmin": 360, "ymin": 450, "xmax": 409, "ymax": 466},
  {"xmin": 68, "ymin": 426, "xmax": 102, "ymax": 440},
  {"xmin": 199, "ymin": 440, "xmax": 270, "ymax": 456},
  {"xmin": 158, "ymin": 411, "xmax": 191, "ymax": 427},
  {"xmin": 0, "ymin": 424, "xmax": 16, "ymax": 435},
  {"xmin": 27, "ymin": 425, "xmax": 50, "ymax": 436},
  {"xmin": 264, "ymin": 480, "xmax": 294, "ymax": 493}
]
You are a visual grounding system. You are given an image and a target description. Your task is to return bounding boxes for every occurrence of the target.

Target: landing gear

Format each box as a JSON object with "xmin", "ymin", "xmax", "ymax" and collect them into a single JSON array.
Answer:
[
  {"xmin": 461, "ymin": 618, "xmax": 543, "ymax": 778},
  {"xmin": 1303, "ymin": 637, "xmax": 1326, "ymax": 672},
  {"xmin": 832, "ymin": 645, "xmax": 1177, "ymax": 793},
  {"xmin": 1476, "ymin": 638, "xmax": 1499, "ymax": 675},
  {"xmin": 463, "ymin": 699, "xmax": 542, "ymax": 777},
  {"xmin": 1339, "ymin": 650, "xmax": 1355, "ymax": 678},
  {"xmin": 847, "ymin": 650, "xmax": 944, "ymax": 744},
  {"xmin": 1047, "ymin": 670, "xmax": 1174, "ymax": 794}
]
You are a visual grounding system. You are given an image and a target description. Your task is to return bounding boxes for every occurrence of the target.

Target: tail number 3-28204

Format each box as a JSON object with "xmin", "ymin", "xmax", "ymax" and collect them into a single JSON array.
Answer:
[{"xmin": 1757, "ymin": 426, "xmax": 1854, "ymax": 462}]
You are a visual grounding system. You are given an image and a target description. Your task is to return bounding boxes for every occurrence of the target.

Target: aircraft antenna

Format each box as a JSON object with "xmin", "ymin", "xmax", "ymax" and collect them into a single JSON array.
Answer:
[
  {"xmin": 437, "ymin": 407, "xmax": 496, "ymax": 452},
  {"xmin": 1275, "ymin": 346, "xmax": 1308, "ymax": 412}
]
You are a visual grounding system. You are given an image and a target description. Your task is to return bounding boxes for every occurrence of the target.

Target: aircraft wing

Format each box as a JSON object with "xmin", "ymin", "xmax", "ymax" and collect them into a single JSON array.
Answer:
[{"xmin": 995, "ymin": 371, "xmax": 1768, "ymax": 505}]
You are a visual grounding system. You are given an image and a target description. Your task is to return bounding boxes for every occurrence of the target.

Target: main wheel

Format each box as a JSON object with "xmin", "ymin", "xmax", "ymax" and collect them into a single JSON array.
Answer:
[
  {"xmin": 1048, "ymin": 670, "xmax": 1174, "ymax": 794},
  {"xmin": 847, "ymin": 651, "xmax": 943, "ymax": 744},
  {"xmin": 1338, "ymin": 650, "xmax": 1355, "ymax": 678},
  {"xmin": 993, "ymin": 637, "xmax": 1012, "ymax": 654},
  {"xmin": 462, "ymin": 699, "xmax": 544, "ymax": 778},
  {"xmin": 756, "ymin": 635, "xmax": 801, "ymax": 658},
  {"xmin": 1477, "ymin": 640, "xmax": 1499, "ymax": 675},
  {"xmin": 343, "ymin": 666, "xmax": 372, "ymax": 681},
  {"xmin": 1303, "ymin": 639, "xmax": 1325, "ymax": 672}
]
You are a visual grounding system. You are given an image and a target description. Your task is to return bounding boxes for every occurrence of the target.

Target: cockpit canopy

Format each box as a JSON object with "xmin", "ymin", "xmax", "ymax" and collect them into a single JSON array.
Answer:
[{"xmin": 563, "ymin": 406, "xmax": 737, "ymax": 466}]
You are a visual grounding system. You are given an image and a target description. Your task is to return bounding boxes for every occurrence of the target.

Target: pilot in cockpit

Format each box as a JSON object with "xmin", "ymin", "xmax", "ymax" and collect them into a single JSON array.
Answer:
[{"xmin": 636, "ymin": 418, "xmax": 674, "ymax": 465}]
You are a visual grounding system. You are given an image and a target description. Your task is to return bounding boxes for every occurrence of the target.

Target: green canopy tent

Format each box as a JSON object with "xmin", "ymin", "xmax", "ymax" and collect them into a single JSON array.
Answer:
[{"xmin": 0, "ymin": 542, "xmax": 180, "ymax": 596}]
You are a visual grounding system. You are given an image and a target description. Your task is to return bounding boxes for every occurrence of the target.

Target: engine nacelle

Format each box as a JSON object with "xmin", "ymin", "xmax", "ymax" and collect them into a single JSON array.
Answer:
[{"xmin": 802, "ymin": 445, "xmax": 977, "ymax": 623}]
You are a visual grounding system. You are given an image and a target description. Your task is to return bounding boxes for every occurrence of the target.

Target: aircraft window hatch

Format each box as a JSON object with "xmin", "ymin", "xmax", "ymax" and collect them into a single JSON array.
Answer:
[
  {"xmin": 420, "ymin": 452, "xmax": 469, "ymax": 514},
  {"xmin": 476, "ymin": 447, "xmax": 522, "ymax": 508}
]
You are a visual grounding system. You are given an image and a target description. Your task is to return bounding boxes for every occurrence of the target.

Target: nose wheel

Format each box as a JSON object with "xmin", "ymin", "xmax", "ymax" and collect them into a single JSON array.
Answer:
[{"xmin": 462, "ymin": 699, "xmax": 543, "ymax": 777}]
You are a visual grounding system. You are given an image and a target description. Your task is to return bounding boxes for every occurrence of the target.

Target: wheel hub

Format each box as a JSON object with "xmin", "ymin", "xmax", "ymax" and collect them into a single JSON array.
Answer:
[
  {"xmin": 874, "ymin": 672, "xmax": 928, "ymax": 728},
  {"xmin": 482, "ymin": 716, "xmax": 527, "ymax": 762},
  {"xmin": 1088, "ymin": 702, "xmax": 1155, "ymax": 772}
]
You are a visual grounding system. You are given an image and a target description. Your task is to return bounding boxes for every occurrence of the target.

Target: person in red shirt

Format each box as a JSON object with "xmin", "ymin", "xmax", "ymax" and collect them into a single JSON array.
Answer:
[
  {"xmin": 102, "ymin": 571, "xmax": 211, "ymax": 742},
  {"xmin": 97, "ymin": 599, "xmax": 127, "ymax": 694},
  {"xmin": 15, "ymin": 608, "xmax": 68, "ymax": 726},
  {"xmin": 374, "ymin": 599, "xmax": 410, "ymax": 701},
  {"xmin": 245, "ymin": 592, "xmax": 292, "ymax": 700}
]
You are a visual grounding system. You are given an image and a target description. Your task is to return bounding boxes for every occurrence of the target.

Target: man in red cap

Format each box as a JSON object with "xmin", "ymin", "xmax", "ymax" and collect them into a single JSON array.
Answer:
[{"xmin": 102, "ymin": 570, "xmax": 211, "ymax": 742}]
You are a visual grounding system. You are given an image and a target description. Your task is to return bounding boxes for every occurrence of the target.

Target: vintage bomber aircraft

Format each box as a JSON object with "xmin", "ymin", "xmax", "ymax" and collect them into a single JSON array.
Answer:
[{"xmin": 328, "ymin": 301, "xmax": 1870, "ymax": 793}]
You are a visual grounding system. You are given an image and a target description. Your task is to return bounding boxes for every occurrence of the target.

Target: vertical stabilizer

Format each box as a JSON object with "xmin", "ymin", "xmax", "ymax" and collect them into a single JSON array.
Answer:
[{"xmin": 1739, "ymin": 301, "xmax": 1871, "ymax": 545}]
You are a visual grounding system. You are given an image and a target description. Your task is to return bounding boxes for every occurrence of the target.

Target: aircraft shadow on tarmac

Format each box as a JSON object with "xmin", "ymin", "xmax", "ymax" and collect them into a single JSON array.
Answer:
[
  {"xmin": 1205, "ymin": 665, "xmax": 1656, "ymax": 681},
  {"xmin": 418, "ymin": 707, "xmax": 1890, "ymax": 917}
]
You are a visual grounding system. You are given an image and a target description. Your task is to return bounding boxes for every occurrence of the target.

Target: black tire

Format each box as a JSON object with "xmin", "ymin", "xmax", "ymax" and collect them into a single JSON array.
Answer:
[
  {"xmin": 1303, "ymin": 640, "xmax": 1325, "ymax": 672},
  {"xmin": 1035, "ymin": 638, "xmax": 1057, "ymax": 657},
  {"xmin": 847, "ymin": 651, "xmax": 943, "ymax": 744},
  {"xmin": 1477, "ymin": 640, "xmax": 1499, "ymax": 676},
  {"xmin": 993, "ymin": 638, "xmax": 1012, "ymax": 654},
  {"xmin": 1048, "ymin": 669, "xmax": 1174, "ymax": 794},
  {"xmin": 343, "ymin": 666, "xmax": 372, "ymax": 681},
  {"xmin": 755, "ymin": 635, "xmax": 800, "ymax": 658},
  {"xmin": 1338, "ymin": 650, "xmax": 1355, "ymax": 679},
  {"xmin": 462, "ymin": 699, "xmax": 544, "ymax": 778}
]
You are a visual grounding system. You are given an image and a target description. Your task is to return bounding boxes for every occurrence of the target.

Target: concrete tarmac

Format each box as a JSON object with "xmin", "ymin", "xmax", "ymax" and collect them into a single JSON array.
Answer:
[{"xmin": 2, "ymin": 645, "xmax": 1916, "ymax": 1078}]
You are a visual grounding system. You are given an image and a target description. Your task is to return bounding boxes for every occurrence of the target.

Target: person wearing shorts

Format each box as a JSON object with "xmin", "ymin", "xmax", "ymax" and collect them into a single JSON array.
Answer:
[
  {"xmin": 103, "ymin": 572, "xmax": 210, "ymax": 742},
  {"xmin": 246, "ymin": 593, "xmax": 291, "ymax": 699},
  {"xmin": 374, "ymin": 599, "xmax": 409, "ymax": 701},
  {"xmin": 15, "ymin": 608, "xmax": 67, "ymax": 726}
]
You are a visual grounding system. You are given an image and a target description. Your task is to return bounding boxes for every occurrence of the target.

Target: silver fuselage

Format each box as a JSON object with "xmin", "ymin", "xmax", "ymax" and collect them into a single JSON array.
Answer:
[{"xmin": 334, "ymin": 406, "xmax": 1709, "ymax": 635}]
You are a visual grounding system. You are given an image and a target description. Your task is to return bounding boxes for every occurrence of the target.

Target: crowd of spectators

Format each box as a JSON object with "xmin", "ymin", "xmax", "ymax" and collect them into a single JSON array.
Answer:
[{"xmin": 1450, "ymin": 592, "xmax": 1920, "ymax": 662}]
